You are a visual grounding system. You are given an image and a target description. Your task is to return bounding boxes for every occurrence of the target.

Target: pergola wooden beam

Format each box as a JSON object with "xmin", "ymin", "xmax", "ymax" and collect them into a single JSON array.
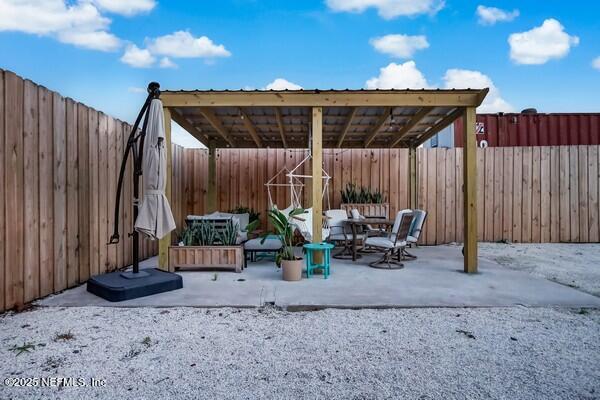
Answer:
[
  {"xmin": 158, "ymin": 107, "xmax": 172, "ymax": 271},
  {"xmin": 312, "ymin": 107, "xmax": 323, "ymax": 257},
  {"xmin": 463, "ymin": 107, "xmax": 478, "ymax": 273},
  {"xmin": 412, "ymin": 107, "xmax": 464, "ymax": 147},
  {"xmin": 363, "ymin": 107, "xmax": 391, "ymax": 147},
  {"xmin": 390, "ymin": 106, "xmax": 434, "ymax": 148},
  {"xmin": 336, "ymin": 106, "xmax": 357, "ymax": 148},
  {"xmin": 198, "ymin": 107, "xmax": 237, "ymax": 147},
  {"xmin": 238, "ymin": 107, "xmax": 263, "ymax": 147},
  {"xmin": 161, "ymin": 90, "xmax": 486, "ymax": 108},
  {"xmin": 274, "ymin": 107, "xmax": 288, "ymax": 148}
]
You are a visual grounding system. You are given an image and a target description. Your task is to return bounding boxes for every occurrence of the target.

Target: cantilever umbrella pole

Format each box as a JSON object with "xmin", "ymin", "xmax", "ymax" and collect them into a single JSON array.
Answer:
[{"xmin": 109, "ymin": 82, "xmax": 161, "ymax": 274}]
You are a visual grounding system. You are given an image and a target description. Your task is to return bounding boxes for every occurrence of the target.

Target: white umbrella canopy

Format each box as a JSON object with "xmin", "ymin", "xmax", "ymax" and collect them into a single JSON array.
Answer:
[{"xmin": 134, "ymin": 98, "xmax": 176, "ymax": 239}]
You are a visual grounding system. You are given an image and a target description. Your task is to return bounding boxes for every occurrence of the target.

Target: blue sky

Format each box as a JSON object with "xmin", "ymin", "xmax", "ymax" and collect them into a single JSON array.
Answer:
[{"xmin": 1, "ymin": 0, "xmax": 599, "ymax": 147}]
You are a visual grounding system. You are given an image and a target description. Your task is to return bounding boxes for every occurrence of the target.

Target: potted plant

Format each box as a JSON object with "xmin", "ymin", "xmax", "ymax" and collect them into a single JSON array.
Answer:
[
  {"xmin": 340, "ymin": 183, "xmax": 389, "ymax": 219},
  {"xmin": 263, "ymin": 207, "xmax": 305, "ymax": 281}
]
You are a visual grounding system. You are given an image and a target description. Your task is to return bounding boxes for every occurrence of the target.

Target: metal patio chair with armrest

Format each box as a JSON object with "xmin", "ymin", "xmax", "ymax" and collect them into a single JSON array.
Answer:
[
  {"xmin": 326, "ymin": 209, "xmax": 357, "ymax": 259},
  {"xmin": 349, "ymin": 208, "xmax": 384, "ymax": 254},
  {"xmin": 363, "ymin": 210, "xmax": 414, "ymax": 269},
  {"xmin": 404, "ymin": 209, "xmax": 427, "ymax": 259}
]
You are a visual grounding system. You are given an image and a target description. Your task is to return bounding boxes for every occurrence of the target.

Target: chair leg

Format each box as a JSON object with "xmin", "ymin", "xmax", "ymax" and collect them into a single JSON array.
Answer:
[
  {"xmin": 369, "ymin": 248, "xmax": 404, "ymax": 269},
  {"xmin": 333, "ymin": 239, "xmax": 355, "ymax": 259},
  {"xmin": 403, "ymin": 248, "xmax": 417, "ymax": 259}
]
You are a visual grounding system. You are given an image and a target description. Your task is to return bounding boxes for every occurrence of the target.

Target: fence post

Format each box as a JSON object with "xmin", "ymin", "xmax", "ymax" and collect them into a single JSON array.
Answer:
[
  {"xmin": 207, "ymin": 141, "xmax": 217, "ymax": 213},
  {"xmin": 409, "ymin": 147, "xmax": 417, "ymax": 210}
]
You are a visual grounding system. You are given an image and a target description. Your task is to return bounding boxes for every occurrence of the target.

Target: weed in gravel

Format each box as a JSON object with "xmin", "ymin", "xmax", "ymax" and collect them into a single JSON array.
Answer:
[
  {"xmin": 141, "ymin": 336, "xmax": 152, "ymax": 347},
  {"xmin": 212, "ymin": 273, "xmax": 218, "ymax": 281},
  {"xmin": 456, "ymin": 329, "xmax": 476, "ymax": 339},
  {"xmin": 54, "ymin": 330, "xmax": 75, "ymax": 342},
  {"xmin": 577, "ymin": 308, "xmax": 589, "ymax": 315},
  {"xmin": 9, "ymin": 342, "xmax": 36, "ymax": 356}
]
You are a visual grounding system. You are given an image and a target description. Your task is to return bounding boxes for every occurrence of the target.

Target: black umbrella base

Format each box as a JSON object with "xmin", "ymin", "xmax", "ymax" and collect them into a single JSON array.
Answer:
[{"xmin": 87, "ymin": 268, "xmax": 183, "ymax": 302}]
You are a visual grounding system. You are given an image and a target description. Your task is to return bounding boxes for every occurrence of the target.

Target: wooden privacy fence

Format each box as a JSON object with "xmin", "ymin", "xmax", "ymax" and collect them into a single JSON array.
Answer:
[
  {"xmin": 0, "ymin": 69, "xmax": 157, "ymax": 312},
  {"xmin": 172, "ymin": 146, "xmax": 600, "ymax": 246}
]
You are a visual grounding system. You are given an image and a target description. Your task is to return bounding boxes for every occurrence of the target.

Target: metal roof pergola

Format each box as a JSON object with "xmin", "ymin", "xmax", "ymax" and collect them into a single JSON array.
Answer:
[{"xmin": 158, "ymin": 88, "xmax": 488, "ymax": 273}]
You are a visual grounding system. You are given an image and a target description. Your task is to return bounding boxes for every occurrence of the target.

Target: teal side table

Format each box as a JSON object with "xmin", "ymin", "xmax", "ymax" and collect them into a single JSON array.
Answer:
[{"xmin": 303, "ymin": 242, "xmax": 334, "ymax": 279}]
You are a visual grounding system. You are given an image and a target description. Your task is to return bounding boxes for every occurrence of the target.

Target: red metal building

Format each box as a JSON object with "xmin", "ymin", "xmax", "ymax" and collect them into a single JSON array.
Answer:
[{"xmin": 453, "ymin": 112, "xmax": 600, "ymax": 147}]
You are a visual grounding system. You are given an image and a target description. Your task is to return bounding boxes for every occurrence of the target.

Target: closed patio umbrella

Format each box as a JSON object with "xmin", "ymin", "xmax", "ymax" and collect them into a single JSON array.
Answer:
[
  {"xmin": 134, "ymin": 98, "xmax": 176, "ymax": 239},
  {"xmin": 89, "ymin": 83, "xmax": 182, "ymax": 302}
]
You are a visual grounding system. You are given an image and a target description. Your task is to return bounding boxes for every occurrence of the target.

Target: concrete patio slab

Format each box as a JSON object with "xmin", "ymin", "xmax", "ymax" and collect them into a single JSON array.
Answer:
[{"xmin": 38, "ymin": 245, "xmax": 600, "ymax": 309}]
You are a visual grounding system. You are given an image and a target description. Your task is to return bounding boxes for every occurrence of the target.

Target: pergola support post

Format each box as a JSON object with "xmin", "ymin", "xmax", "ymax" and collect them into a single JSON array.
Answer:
[
  {"xmin": 207, "ymin": 141, "xmax": 217, "ymax": 213},
  {"xmin": 462, "ymin": 107, "xmax": 478, "ymax": 273},
  {"xmin": 409, "ymin": 147, "xmax": 417, "ymax": 210},
  {"xmin": 312, "ymin": 107, "xmax": 323, "ymax": 262},
  {"xmin": 158, "ymin": 107, "xmax": 172, "ymax": 271}
]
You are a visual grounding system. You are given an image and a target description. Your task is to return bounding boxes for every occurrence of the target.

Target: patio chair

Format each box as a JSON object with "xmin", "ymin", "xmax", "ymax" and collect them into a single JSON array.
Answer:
[
  {"xmin": 325, "ymin": 209, "xmax": 356, "ymax": 259},
  {"xmin": 404, "ymin": 209, "xmax": 427, "ymax": 259},
  {"xmin": 363, "ymin": 210, "xmax": 414, "ymax": 269}
]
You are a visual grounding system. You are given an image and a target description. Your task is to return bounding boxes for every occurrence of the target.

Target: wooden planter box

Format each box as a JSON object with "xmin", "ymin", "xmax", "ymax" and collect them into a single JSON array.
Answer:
[
  {"xmin": 341, "ymin": 203, "xmax": 389, "ymax": 219},
  {"xmin": 169, "ymin": 245, "xmax": 244, "ymax": 273}
]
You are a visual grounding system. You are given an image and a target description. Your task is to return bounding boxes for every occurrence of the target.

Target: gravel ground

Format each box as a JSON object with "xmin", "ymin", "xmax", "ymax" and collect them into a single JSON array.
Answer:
[
  {"xmin": 1, "ymin": 306, "xmax": 599, "ymax": 400},
  {"xmin": 478, "ymin": 243, "xmax": 600, "ymax": 297}
]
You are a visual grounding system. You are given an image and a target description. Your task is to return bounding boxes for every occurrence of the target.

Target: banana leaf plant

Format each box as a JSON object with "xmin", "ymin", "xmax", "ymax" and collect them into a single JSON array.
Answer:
[{"xmin": 262, "ymin": 207, "xmax": 305, "ymax": 266}]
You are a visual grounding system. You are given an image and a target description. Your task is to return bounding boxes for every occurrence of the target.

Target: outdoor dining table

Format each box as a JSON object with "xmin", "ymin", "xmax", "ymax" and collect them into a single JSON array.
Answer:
[{"xmin": 342, "ymin": 218, "xmax": 394, "ymax": 261}]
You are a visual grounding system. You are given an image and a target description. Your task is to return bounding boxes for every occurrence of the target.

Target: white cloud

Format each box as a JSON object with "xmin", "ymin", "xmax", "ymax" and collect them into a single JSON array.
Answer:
[
  {"xmin": 120, "ymin": 44, "xmax": 155, "ymax": 68},
  {"xmin": 508, "ymin": 19, "xmax": 579, "ymax": 65},
  {"xmin": 365, "ymin": 61, "xmax": 429, "ymax": 89},
  {"xmin": 326, "ymin": 0, "xmax": 444, "ymax": 19},
  {"xmin": 0, "ymin": 0, "xmax": 121, "ymax": 51},
  {"xmin": 593, "ymin": 56, "xmax": 600, "ymax": 71},
  {"xmin": 92, "ymin": 0, "xmax": 156, "ymax": 16},
  {"xmin": 58, "ymin": 29, "xmax": 120, "ymax": 51},
  {"xmin": 443, "ymin": 69, "xmax": 513, "ymax": 113},
  {"xmin": 147, "ymin": 31, "xmax": 231, "ymax": 59},
  {"xmin": 159, "ymin": 57, "xmax": 177, "ymax": 69},
  {"xmin": 370, "ymin": 34, "xmax": 429, "ymax": 58},
  {"xmin": 120, "ymin": 31, "xmax": 231, "ymax": 69},
  {"xmin": 364, "ymin": 62, "xmax": 513, "ymax": 113},
  {"xmin": 264, "ymin": 78, "xmax": 303, "ymax": 90},
  {"xmin": 476, "ymin": 5, "xmax": 518, "ymax": 25}
]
